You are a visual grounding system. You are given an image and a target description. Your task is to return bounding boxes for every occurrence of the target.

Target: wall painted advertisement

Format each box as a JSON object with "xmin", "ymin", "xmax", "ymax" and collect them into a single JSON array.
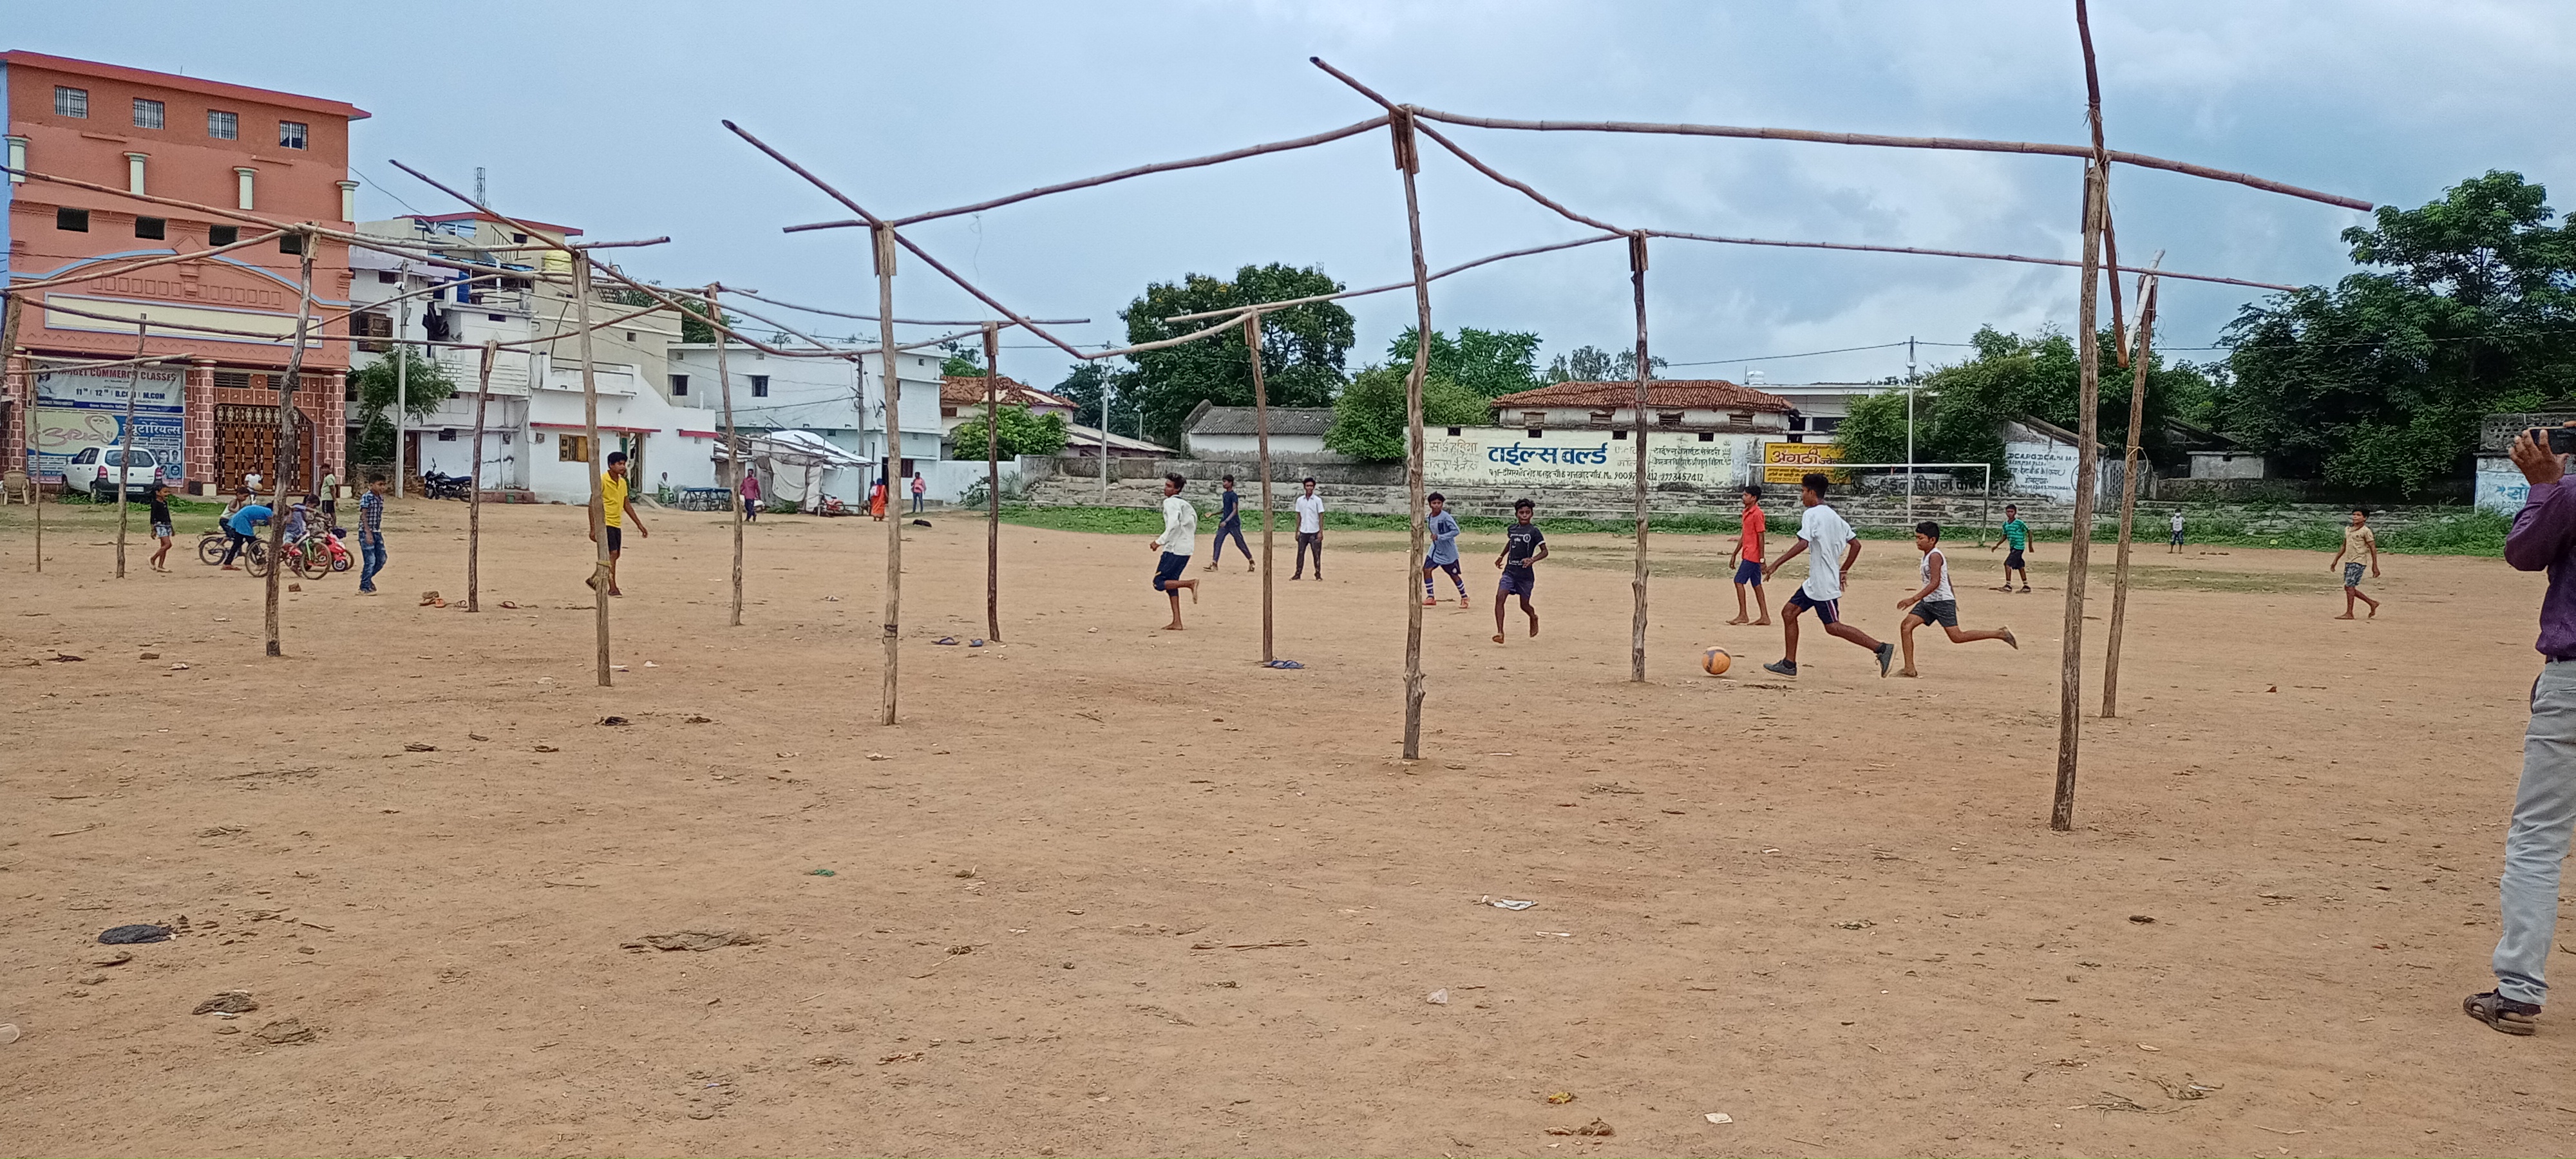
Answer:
[
  {"xmin": 1425, "ymin": 428, "xmax": 1749, "ymax": 489},
  {"xmin": 30, "ymin": 362, "xmax": 185, "ymax": 482},
  {"xmin": 1761, "ymin": 441, "xmax": 1847, "ymax": 484},
  {"xmin": 2003, "ymin": 440, "xmax": 2083, "ymax": 500},
  {"xmin": 2477, "ymin": 458, "xmax": 2528, "ymax": 514}
]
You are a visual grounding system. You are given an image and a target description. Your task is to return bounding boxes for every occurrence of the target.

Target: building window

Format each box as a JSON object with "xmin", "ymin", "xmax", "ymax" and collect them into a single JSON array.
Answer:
[
  {"xmin": 54, "ymin": 87, "xmax": 88, "ymax": 118},
  {"xmin": 437, "ymin": 429, "xmax": 457, "ymax": 442},
  {"xmin": 558, "ymin": 435, "xmax": 591, "ymax": 462},
  {"xmin": 1520, "ymin": 411, "xmax": 1544, "ymax": 427},
  {"xmin": 750, "ymin": 375, "xmax": 770, "ymax": 398},
  {"xmin": 56, "ymin": 207, "xmax": 89, "ymax": 232},
  {"xmin": 278, "ymin": 120, "xmax": 308, "ymax": 150},
  {"xmin": 1588, "ymin": 410, "xmax": 1614, "ymax": 423},
  {"xmin": 126, "ymin": 152, "xmax": 147, "ymax": 195},
  {"xmin": 487, "ymin": 313, "xmax": 504, "ymax": 322},
  {"xmin": 135, "ymin": 216, "xmax": 165, "ymax": 240},
  {"xmin": 1728, "ymin": 411, "xmax": 1753, "ymax": 425},
  {"xmin": 1656, "ymin": 411, "xmax": 1683, "ymax": 427},
  {"xmin": 1812, "ymin": 417, "xmax": 1841, "ymax": 435},
  {"xmin": 1611, "ymin": 429, "xmax": 1627, "ymax": 440},
  {"xmin": 132, "ymin": 99, "xmax": 165, "ymax": 130},
  {"xmin": 1446, "ymin": 426, "xmax": 1462, "ymax": 437},
  {"xmin": 207, "ymin": 109, "xmax": 238, "ymax": 140},
  {"xmin": 5, "ymin": 136, "xmax": 24, "ymax": 184},
  {"xmin": 1697, "ymin": 431, "xmax": 1715, "ymax": 442},
  {"xmin": 511, "ymin": 232, "xmax": 527, "ymax": 244},
  {"xmin": 209, "ymin": 225, "xmax": 239, "ymax": 247},
  {"xmin": 1526, "ymin": 428, "xmax": 1544, "ymax": 438},
  {"xmin": 234, "ymin": 167, "xmax": 255, "ymax": 211},
  {"xmin": 352, "ymin": 312, "xmax": 392, "ymax": 353},
  {"xmin": 669, "ymin": 374, "xmax": 689, "ymax": 397},
  {"xmin": 377, "ymin": 270, "xmax": 397, "ymax": 284},
  {"xmin": 940, "ymin": 406, "xmax": 958, "ymax": 418},
  {"xmin": 279, "ymin": 233, "xmax": 305, "ymax": 255},
  {"xmin": 624, "ymin": 332, "xmax": 636, "ymax": 343}
]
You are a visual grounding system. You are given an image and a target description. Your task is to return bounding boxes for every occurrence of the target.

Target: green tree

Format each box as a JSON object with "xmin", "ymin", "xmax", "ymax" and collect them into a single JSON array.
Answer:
[
  {"xmin": 940, "ymin": 339, "xmax": 985, "ymax": 379},
  {"xmin": 348, "ymin": 348, "xmax": 458, "ymax": 464},
  {"xmin": 607, "ymin": 285, "xmax": 730, "ymax": 343},
  {"xmin": 949, "ymin": 402, "xmax": 1070, "ymax": 458},
  {"xmin": 2221, "ymin": 171, "xmax": 2576, "ymax": 493},
  {"xmin": 1323, "ymin": 365, "xmax": 1490, "ymax": 462},
  {"xmin": 1540, "ymin": 344, "xmax": 1664, "ymax": 383},
  {"xmin": 1052, "ymin": 362, "xmax": 1139, "ymax": 436},
  {"xmin": 1835, "ymin": 325, "xmax": 2216, "ymax": 482},
  {"xmin": 1115, "ymin": 263, "xmax": 1356, "ymax": 448},
  {"xmin": 1386, "ymin": 326, "xmax": 1544, "ymax": 396}
]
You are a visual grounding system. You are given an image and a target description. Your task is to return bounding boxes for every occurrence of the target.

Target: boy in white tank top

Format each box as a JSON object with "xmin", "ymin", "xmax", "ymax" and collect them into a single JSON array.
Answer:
[{"xmin": 1895, "ymin": 520, "xmax": 2020, "ymax": 677}]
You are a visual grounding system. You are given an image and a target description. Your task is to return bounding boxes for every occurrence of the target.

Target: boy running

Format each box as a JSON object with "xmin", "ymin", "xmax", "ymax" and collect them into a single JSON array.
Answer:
[
  {"xmin": 1990, "ymin": 504, "xmax": 2032, "ymax": 592},
  {"xmin": 1291, "ymin": 477, "xmax": 1324, "ymax": 580},
  {"xmin": 591, "ymin": 450, "xmax": 649, "ymax": 596},
  {"xmin": 1727, "ymin": 484, "xmax": 1770, "ymax": 625},
  {"xmin": 146, "ymin": 483, "xmax": 174, "ymax": 572},
  {"xmin": 1761, "ymin": 473, "xmax": 1895, "ymax": 677},
  {"xmin": 2331, "ymin": 508, "xmax": 2382, "ymax": 619},
  {"xmin": 1492, "ymin": 497, "xmax": 1545, "ymax": 643},
  {"xmin": 1205, "ymin": 474, "xmax": 1253, "ymax": 572},
  {"xmin": 1148, "ymin": 473, "xmax": 1199, "ymax": 630},
  {"xmin": 1893, "ymin": 520, "xmax": 2018, "ymax": 676},
  {"xmin": 2168, "ymin": 509, "xmax": 2186, "ymax": 554},
  {"xmin": 1422, "ymin": 492, "xmax": 1468, "ymax": 607}
]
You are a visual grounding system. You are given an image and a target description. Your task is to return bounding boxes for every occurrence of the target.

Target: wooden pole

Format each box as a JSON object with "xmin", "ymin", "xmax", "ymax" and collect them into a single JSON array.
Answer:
[
  {"xmin": 574, "ymin": 259, "xmax": 611, "ymax": 688},
  {"xmin": 1245, "ymin": 312, "xmax": 1276, "ymax": 663},
  {"xmin": 712, "ymin": 285, "xmax": 744, "ymax": 628},
  {"xmin": 466, "ymin": 338, "xmax": 495, "ymax": 613},
  {"xmin": 1645, "ymin": 230, "xmax": 2291, "ymax": 293},
  {"xmin": 2050, "ymin": 165, "xmax": 2107, "ymax": 831},
  {"xmin": 873, "ymin": 225, "xmax": 903, "ymax": 726},
  {"xmin": 5, "ymin": 291, "xmax": 43, "ymax": 574},
  {"xmin": 265, "ymin": 235, "xmax": 316, "ymax": 658},
  {"xmin": 2101, "ymin": 273, "xmax": 2160, "ymax": 719},
  {"xmin": 1392, "ymin": 110, "xmax": 1432, "ymax": 759},
  {"xmin": 1627, "ymin": 232, "xmax": 1651, "ymax": 683},
  {"xmin": 113, "ymin": 318, "xmax": 147, "ymax": 578},
  {"xmin": 2074, "ymin": 0, "xmax": 2128, "ymax": 363},
  {"xmin": 983, "ymin": 321, "xmax": 1001, "ymax": 643},
  {"xmin": 394, "ymin": 288, "xmax": 408, "ymax": 498}
]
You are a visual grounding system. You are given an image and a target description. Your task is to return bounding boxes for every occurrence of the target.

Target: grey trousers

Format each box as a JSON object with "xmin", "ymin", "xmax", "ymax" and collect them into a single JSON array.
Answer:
[{"xmin": 2496, "ymin": 661, "xmax": 2576, "ymax": 1005}]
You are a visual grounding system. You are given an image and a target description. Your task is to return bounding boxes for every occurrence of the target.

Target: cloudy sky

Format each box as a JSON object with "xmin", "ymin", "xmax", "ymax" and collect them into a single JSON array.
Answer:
[{"xmin": 18, "ymin": 1, "xmax": 2574, "ymax": 388}]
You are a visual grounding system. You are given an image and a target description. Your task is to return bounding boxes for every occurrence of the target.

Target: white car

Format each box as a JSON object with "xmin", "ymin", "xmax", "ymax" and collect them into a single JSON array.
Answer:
[{"xmin": 62, "ymin": 445, "xmax": 168, "ymax": 500}]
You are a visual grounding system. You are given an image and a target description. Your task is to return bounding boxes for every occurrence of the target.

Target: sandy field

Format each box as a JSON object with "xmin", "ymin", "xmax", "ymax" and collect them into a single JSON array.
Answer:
[{"xmin": 1, "ymin": 495, "xmax": 2571, "ymax": 1157}]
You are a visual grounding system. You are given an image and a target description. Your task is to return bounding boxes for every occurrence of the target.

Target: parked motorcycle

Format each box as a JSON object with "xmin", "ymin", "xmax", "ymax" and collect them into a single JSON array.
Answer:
[{"xmin": 420, "ymin": 470, "xmax": 473, "ymax": 500}]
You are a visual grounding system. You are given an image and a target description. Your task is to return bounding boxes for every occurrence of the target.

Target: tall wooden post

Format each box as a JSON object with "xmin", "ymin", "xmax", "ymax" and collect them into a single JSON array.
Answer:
[
  {"xmin": 264, "ymin": 236, "xmax": 316, "ymax": 657},
  {"xmin": 113, "ymin": 319, "xmax": 147, "ymax": 578},
  {"xmin": 983, "ymin": 321, "xmax": 1002, "ymax": 643},
  {"xmin": 2101, "ymin": 274, "xmax": 2159, "ymax": 718},
  {"xmin": 5, "ymin": 291, "xmax": 43, "ymax": 573},
  {"xmin": 2050, "ymin": 165, "xmax": 2107, "ymax": 831},
  {"xmin": 710, "ymin": 285, "xmax": 744, "ymax": 627},
  {"xmin": 1392, "ymin": 110, "xmax": 1432, "ymax": 759},
  {"xmin": 1245, "ymin": 312, "xmax": 1276, "ymax": 663},
  {"xmin": 574, "ymin": 259, "xmax": 611, "ymax": 687},
  {"xmin": 873, "ymin": 225, "xmax": 904, "ymax": 725},
  {"xmin": 1627, "ymin": 232, "xmax": 1651, "ymax": 683},
  {"xmin": 466, "ymin": 338, "xmax": 495, "ymax": 612}
]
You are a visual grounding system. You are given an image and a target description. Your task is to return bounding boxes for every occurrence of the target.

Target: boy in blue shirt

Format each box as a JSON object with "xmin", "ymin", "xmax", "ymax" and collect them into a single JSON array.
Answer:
[
  {"xmin": 1421, "ymin": 492, "xmax": 1468, "ymax": 607},
  {"xmin": 1203, "ymin": 474, "xmax": 1253, "ymax": 572}
]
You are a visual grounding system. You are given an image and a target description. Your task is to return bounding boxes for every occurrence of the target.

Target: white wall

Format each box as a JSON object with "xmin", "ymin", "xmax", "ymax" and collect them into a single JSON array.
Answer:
[
  {"xmin": 1188, "ymin": 431, "xmax": 1329, "ymax": 457},
  {"xmin": 2477, "ymin": 457, "xmax": 2527, "ymax": 514}
]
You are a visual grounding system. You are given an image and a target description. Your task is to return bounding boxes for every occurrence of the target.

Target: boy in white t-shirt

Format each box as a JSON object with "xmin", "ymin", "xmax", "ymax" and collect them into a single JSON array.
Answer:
[
  {"xmin": 1760, "ymin": 473, "xmax": 1894, "ymax": 678},
  {"xmin": 1291, "ymin": 477, "xmax": 1325, "ymax": 580},
  {"xmin": 2168, "ymin": 509, "xmax": 2186, "ymax": 554},
  {"xmin": 1893, "ymin": 520, "xmax": 2018, "ymax": 677},
  {"xmin": 1148, "ymin": 473, "xmax": 1199, "ymax": 630}
]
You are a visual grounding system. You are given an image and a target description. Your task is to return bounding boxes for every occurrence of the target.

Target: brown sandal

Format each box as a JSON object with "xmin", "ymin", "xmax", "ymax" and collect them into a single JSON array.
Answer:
[{"xmin": 2463, "ymin": 990, "xmax": 2540, "ymax": 1035}]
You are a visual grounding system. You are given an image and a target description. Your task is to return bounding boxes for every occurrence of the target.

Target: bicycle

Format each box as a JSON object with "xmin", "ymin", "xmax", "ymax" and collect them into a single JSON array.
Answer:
[{"xmin": 198, "ymin": 530, "xmax": 270, "ymax": 574}]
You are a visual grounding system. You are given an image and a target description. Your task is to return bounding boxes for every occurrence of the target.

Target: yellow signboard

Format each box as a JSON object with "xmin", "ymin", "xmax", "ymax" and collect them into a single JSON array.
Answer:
[{"xmin": 1762, "ymin": 441, "xmax": 1848, "ymax": 485}]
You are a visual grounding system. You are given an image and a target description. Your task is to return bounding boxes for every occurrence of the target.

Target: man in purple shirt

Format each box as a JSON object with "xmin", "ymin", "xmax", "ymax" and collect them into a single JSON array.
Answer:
[{"xmin": 2466, "ymin": 426, "xmax": 2576, "ymax": 1035}]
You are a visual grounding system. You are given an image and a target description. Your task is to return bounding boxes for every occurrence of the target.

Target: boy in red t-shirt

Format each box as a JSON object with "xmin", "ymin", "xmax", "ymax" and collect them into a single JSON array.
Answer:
[{"xmin": 1727, "ymin": 484, "xmax": 1771, "ymax": 626}]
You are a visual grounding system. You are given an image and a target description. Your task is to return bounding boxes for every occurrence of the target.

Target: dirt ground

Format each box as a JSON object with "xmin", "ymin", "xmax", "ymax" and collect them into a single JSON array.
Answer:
[{"xmin": 3, "ymin": 495, "xmax": 2572, "ymax": 1157}]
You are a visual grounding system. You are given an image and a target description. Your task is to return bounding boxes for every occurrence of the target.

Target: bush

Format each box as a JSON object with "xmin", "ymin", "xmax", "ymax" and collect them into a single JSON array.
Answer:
[{"xmin": 1323, "ymin": 365, "xmax": 1488, "ymax": 461}]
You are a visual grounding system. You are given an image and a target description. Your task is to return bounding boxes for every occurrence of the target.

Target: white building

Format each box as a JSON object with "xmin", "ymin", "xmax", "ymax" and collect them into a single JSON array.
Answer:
[
  {"xmin": 664, "ymin": 342, "xmax": 947, "ymax": 504},
  {"xmin": 1486, "ymin": 379, "xmax": 1797, "ymax": 435}
]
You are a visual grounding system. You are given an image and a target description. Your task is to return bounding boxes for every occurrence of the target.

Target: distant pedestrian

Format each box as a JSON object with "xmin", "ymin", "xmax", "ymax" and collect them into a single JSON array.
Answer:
[
  {"xmin": 357, "ymin": 476, "xmax": 388, "ymax": 593},
  {"xmin": 1206, "ymin": 475, "xmax": 1253, "ymax": 572},
  {"xmin": 870, "ymin": 476, "xmax": 887, "ymax": 521},
  {"xmin": 739, "ymin": 471, "xmax": 761, "ymax": 522},
  {"xmin": 911, "ymin": 471, "xmax": 927, "ymax": 513},
  {"xmin": 1291, "ymin": 477, "xmax": 1324, "ymax": 580},
  {"xmin": 2168, "ymin": 509, "xmax": 2185, "ymax": 554},
  {"xmin": 319, "ymin": 466, "xmax": 339, "ymax": 522},
  {"xmin": 146, "ymin": 482, "xmax": 174, "ymax": 572},
  {"xmin": 1990, "ymin": 504, "xmax": 2032, "ymax": 592},
  {"xmin": 2332, "ymin": 508, "xmax": 2382, "ymax": 619}
]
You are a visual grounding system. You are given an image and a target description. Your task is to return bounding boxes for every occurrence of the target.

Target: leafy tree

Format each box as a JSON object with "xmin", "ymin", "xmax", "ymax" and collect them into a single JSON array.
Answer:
[
  {"xmin": 949, "ymin": 401, "xmax": 1070, "ymax": 458},
  {"xmin": 940, "ymin": 339, "xmax": 985, "ymax": 379},
  {"xmin": 1386, "ymin": 327, "xmax": 1544, "ymax": 397},
  {"xmin": 1052, "ymin": 362, "xmax": 1140, "ymax": 436},
  {"xmin": 1541, "ymin": 344, "xmax": 1665, "ymax": 383},
  {"xmin": 2221, "ymin": 171, "xmax": 2576, "ymax": 493},
  {"xmin": 348, "ymin": 348, "xmax": 457, "ymax": 464},
  {"xmin": 1115, "ymin": 263, "xmax": 1355, "ymax": 448},
  {"xmin": 1835, "ymin": 325, "xmax": 2216, "ymax": 482},
  {"xmin": 1323, "ymin": 365, "xmax": 1490, "ymax": 462}
]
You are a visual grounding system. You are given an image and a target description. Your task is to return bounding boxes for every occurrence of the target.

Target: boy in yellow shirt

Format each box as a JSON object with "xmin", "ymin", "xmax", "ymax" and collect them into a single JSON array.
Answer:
[{"xmin": 591, "ymin": 450, "xmax": 649, "ymax": 596}]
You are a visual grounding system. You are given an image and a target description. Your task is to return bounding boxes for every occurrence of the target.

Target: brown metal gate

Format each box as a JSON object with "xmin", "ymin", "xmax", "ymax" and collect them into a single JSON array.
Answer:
[{"xmin": 213, "ymin": 404, "xmax": 314, "ymax": 493}]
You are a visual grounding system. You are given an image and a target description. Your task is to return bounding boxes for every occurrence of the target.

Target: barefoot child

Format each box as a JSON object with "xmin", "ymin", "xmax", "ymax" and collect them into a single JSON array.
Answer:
[
  {"xmin": 2332, "ymin": 508, "xmax": 2382, "ymax": 619},
  {"xmin": 1422, "ymin": 493, "xmax": 1469, "ymax": 607},
  {"xmin": 1204, "ymin": 475, "xmax": 1254, "ymax": 572},
  {"xmin": 1492, "ymin": 497, "xmax": 1545, "ymax": 643},
  {"xmin": 146, "ymin": 482, "xmax": 175, "ymax": 572},
  {"xmin": 1761, "ymin": 473, "xmax": 1895, "ymax": 678},
  {"xmin": 1894, "ymin": 520, "xmax": 2018, "ymax": 676},
  {"xmin": 1990, "ymin": 504, "xmax": 2031, "ymax": 592},
  {"xmin": 1149, "ymin": 473, "xmax": 1199, "ymax": 630},
  {"xmin": 1727, "ymin": 484, "xmax": 1770, "ymax": 625}
]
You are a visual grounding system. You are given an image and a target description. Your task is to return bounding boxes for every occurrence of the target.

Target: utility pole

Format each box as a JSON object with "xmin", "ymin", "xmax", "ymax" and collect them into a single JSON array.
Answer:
[
  {"xmin": 1905, "ymin": 334, "xmax": 1917, "ymax": 527},
  {"xmin": 393, "ymin": 265, "xmax": 410, "ymax": 497}
]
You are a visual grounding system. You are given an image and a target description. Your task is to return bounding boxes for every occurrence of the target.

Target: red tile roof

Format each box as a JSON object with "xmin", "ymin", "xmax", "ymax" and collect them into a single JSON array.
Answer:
[
  {"xmin": 941, "ymin": 375, "xmax": 1073, "ymax": 409},
  {"xmin": 1489, "ymin": 379, "xmax": 1794, "ymax": 413}
]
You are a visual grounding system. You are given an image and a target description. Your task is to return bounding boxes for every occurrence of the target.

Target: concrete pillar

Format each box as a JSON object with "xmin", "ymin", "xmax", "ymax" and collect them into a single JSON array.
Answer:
[{"xmin": 182, "ymin": 359, "xmax": 217, "ymax": 492}]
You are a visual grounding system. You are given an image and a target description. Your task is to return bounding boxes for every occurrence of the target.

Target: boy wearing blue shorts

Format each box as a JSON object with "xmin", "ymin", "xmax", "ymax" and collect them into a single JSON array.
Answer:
[
  {"xmin": 1491, "ymin": 497, "xmax": 1545, "ymax": 643},
  {"xmin": 1422, "ymin": 493, "xmax": 1469, "ymax": 607},
  {"xmin": 1727, "ymin": 484, "xmax": 1770, "ymax": 625},
  {"xmin": 1761, "ymin": 473, "xmax": 1893, "ymax": 678},
  {"xmin": 1148, "ymin": 473, "xmax": 1199, "ymax": 630}
]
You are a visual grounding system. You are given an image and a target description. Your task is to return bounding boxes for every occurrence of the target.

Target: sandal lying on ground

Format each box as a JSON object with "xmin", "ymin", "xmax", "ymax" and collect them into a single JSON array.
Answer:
[
  {"xmin": 933, "ymin": 636, "xmax": 960, "ymax": 646},
  {"xmin": 2463, "ymin": 990, "xmax": 2541, "ymax": 1035},
  {"xmin": 1263, "ymin": 659, "xmax": 1304, "ymax": 670}
]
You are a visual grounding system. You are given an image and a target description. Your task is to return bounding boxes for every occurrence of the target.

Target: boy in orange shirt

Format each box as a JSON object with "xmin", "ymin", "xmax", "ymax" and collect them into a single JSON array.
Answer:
[{"xmin": 1727, "ymin": 484, "xmax": 1771, "ymax": 625}]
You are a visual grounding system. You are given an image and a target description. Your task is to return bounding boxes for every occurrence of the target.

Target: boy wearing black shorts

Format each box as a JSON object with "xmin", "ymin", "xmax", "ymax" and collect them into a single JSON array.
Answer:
[
  {"xmin": 1149, "ymin": 473, "xmax": 1199, "ymax": 630},
  {"xmin": 1990, "ymin": 504, "xmax": 2031, "ymax": 592},
  {"xmin": 1492, "ymin": 497, "xmax": 1545, "ymax": 643},
  {"xmin": 1761, "ymin": 473, "xmax": 1894, "ymax": 677},
  {"xmin": 1893, "ymin": 520, "xmax": 2017, "ymax": 677}
]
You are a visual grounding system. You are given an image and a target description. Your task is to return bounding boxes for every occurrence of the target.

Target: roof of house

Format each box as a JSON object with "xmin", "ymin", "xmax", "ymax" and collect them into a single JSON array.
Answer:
[
  {"xmin": 940, "ymin": 375, "xmax": 1074, "ymax": 410},
  {"xmin": 1, "ymin": 50, "xmax": 372, "ymax": 120},
  {"xmin": 1065, "ymin": 424, "xmax": 1173, "ymax": 454},
  {"xmin": 1488, "ymin": 379, "xmax": 1794, "ymax": 413},
  {"xmin": 406, "ymin": 212, "xmax": 583, "ymax": 239},
  {"xmin": 1186, "ymin": 404, "xmax": 1335, "ymax": 437}
]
